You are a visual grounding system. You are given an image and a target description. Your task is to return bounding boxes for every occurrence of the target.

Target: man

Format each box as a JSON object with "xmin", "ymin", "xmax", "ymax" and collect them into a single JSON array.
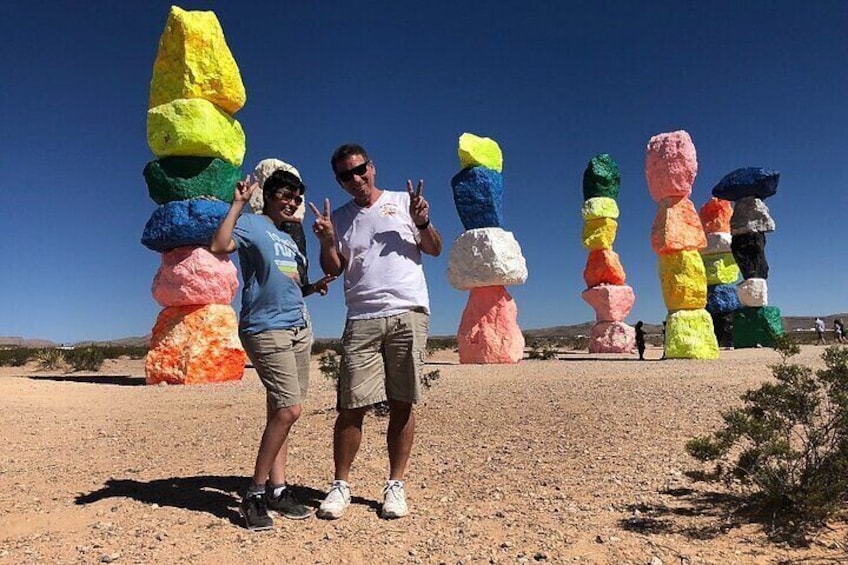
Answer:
[
  {"xmin": 309, "ymin": 143, "xmax": 442, "ymax": 519},
  {"xmin": 815, "ymin": 317, "xmax": 826, "ymax": 345}
]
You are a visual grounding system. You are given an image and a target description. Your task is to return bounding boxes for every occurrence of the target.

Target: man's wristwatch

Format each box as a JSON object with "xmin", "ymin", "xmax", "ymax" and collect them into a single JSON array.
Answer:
[{"xmin": 415, "ymin": 218, "xmax": 431, "ymax": 230}]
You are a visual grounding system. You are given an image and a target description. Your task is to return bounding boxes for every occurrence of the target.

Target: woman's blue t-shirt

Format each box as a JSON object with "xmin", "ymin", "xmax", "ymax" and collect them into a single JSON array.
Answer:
[{"xmin": 232, "ymin": 213, "xmax": 306, "ymax": 334}]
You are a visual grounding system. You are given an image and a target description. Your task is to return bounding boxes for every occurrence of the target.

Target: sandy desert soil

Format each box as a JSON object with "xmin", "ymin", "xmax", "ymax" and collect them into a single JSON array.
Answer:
[{"xmin": 1, "ymin": 345, "xmax": 847, "ymax": 565}]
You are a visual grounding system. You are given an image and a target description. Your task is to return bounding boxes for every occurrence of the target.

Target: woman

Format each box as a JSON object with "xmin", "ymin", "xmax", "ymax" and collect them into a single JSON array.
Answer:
[
  {"xmin": 211, "ymin": 170, "xmax": 334, "ymax": 530},
  {"xmin": 835, "ymin": 319, "xmax": 845, "ymax": 344}
]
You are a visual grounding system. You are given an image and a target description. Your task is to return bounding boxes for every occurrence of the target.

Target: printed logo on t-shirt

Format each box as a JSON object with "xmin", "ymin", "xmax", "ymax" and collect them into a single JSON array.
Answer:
[
  {"xmin": 266, "ymin": 230, "xmax": 300, "ymax": 281},
  {"xmin": 378, "ymin": 203, "xmax": 399, "ymax": 217}
]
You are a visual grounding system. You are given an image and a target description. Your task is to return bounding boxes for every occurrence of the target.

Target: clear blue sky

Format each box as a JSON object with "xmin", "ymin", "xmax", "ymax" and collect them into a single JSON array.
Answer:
[{"xmin": 2, "ymin": 1, "xmax": 846, "ymax": 343}]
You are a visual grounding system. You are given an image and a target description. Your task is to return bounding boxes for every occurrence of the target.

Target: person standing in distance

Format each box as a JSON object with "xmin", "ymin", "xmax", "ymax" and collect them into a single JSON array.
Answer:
[{"xmin": 309, "ymin": 143, "xmax": 443, "ymax": 519}]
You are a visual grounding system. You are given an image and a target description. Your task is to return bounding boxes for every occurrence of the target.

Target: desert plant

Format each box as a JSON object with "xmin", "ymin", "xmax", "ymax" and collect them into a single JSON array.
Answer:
[
  {"xmin": 35, "ymin": 348, "xmax": 66, "ymax": 370},
  {"xmin": 0, "ymin": 348, "xmax": 32, "ymax": 367},
  {"xmin": 527, "ymin": 344, "xmax": 558, "ymax": 360},
  {"xmin": 421, "ymin": 369, "xmax": 441, "ymax": 389},
  {"xmin": 65, "ymin": 347, "xmax": 106, "ymax": 372},
  {"xmin": 318, "ymin": 350, "xmax": 341, "ymax": 383},
  {"xmin": 686, "ymin": 336, "xmax": 848, "ymax": 533}
]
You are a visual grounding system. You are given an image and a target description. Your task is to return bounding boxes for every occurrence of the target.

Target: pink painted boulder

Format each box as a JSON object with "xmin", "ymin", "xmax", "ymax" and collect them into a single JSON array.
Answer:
[
  {"xmin": 581, "ymin": 285, "xmax": 635, "ymax": 322},
  {"xmin": 589, "ymin": 321, "xmax": 635, "ymax": 353},
  {"xmin": 458, "ymin": 286, "xmax": 524, "ymax": 364},
  {"xmin": 645, "ymin": 130, "xmax": 698, "ymax": 202},
  {"xmin": 152, "ymin": 246, "xmax": 238, "ymax": 307}
]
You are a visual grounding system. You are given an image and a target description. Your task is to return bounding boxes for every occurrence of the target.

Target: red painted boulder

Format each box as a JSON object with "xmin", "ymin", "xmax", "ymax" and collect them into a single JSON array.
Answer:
[
  {"xmin": 584, "ymin": 249, "xmax": 626, "ymax": 288},
  {"xmin": 699, "ymin": 197, "xmax": 733, "ymax": 234},
  {"xmin": 457, "ymin": 286, "xmax": 524, "ymax": 364},
  {"xmin": 146, "ymin": 304, "xmax": 246, "ymax": 384}
]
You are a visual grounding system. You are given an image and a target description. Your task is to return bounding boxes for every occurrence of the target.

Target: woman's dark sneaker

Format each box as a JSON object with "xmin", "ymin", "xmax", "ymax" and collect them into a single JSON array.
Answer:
[
  {"xmin": 239, "ymin": 492, "xmax": 273, "ymax": 531},
  {"xmin": 265, "ymin": 486, "xmax": 312, "ymax": 520}
]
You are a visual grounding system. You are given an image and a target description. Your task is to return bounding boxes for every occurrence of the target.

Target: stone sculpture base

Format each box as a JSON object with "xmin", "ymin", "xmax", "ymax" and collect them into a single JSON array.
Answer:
[
  {"xmin": 457, "ymin": 286, "xmax": 524, "ymax": 364},
  {"xmin": 146, "ymin": 303, "xmax": 246, "ymax": 384},
  {"xmin": 732, "ymin": 306, "xmax": 784, "ymax": 348},
  {"xmin": 588, "ymin": 321, "xmax": 635, "ymax": 353},
  {"xmin": 665, "ymin": 309, "xmax": 719, "ymax": 359}
]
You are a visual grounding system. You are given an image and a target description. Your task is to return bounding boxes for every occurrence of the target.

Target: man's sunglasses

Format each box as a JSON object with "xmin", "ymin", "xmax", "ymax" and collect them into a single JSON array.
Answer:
[
  {"xmin": 269, "ymin": 191, "xmax": 303, "ymax": 206},
  {"xmin": 336, "ymin": 161, "xmax": 370, "ymax": 182}
]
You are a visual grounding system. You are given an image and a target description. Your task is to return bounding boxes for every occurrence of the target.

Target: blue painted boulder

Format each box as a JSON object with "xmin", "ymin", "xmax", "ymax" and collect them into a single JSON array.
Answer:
[
  {"xmin": 142, "ymin": 199, "xmax": 230, "ymax": 252},
  {"xmin": 451, "ymin": 166, "xmax": 503, "ymax": 230},
  {"xmin": 712, "ymin": 167, "xmax": 779, "ymax": 201},
  {"xmin": 706, "ymin": 284, "xmax": 741, "ymax": 315}
]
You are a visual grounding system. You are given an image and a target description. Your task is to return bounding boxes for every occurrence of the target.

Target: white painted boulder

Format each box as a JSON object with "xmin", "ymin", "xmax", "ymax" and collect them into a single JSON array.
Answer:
[
  {"xmin": 737, "ymin": 278, "xmax": 769, "ymax": 307},
  {"xmin": 448, "ymin": 228, "xmax": 528, "ymax": 290}
]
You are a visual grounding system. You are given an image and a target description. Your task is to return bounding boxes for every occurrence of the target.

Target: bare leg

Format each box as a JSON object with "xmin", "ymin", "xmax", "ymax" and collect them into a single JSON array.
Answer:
[
  {"xmin": 267, "ymin": 401, "xmax": 289, "ymax": 486},
  {"xmin": 333, "ymin": 407, "xmax": 368, "ymax": 482},
  {"xmin": 252, "ymin": 405, "xmax": 301, "ymax": 486},
  {"xmin": 387, "ymin": 400, "xmax": 415, "ymax": 481}
]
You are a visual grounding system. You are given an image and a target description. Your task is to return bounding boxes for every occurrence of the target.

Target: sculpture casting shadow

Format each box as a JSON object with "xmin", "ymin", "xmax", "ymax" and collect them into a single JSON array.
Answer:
[
  {"xmin": 27, "ymin": 375, "xmax": 146, "ymax": 386},
  {"xmin": 75, "ymin": 475, "xmax": 379, "ymax": 524}
]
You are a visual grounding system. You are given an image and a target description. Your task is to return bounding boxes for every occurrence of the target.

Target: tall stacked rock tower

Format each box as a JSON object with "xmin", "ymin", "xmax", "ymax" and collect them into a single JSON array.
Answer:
[
  {"xmin": 580, "ymin": 154, "xmax": 636, "ymax": 353},
  {"xmin": 712, "ymin": 168, "xmax": 784, "ymax": 347},
  {"xmin": 448, "ymin": 133, "xmax": 528, "ymax": 364},
  {"xmin": 699, "ymin": 197, "xmax": 741, "ymax": 347},
  {"xmin": 645, "ymin": 130, "xmax": 718, "ymax": 359},
  {"xmin": 141, "ymin": 7, "xmax": 247, "ymax": 384}
]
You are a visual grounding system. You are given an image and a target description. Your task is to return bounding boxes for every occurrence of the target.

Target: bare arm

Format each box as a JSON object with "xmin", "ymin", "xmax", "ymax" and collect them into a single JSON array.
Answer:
[
  {"xmin": 407, "ymin": 179, "xmax": 443, "ymax": 257},
  {"xmin": 210, "ymin": 176, "xmax": 257, "ymax": 254},
  {"xmin": 309, "ymin": 198, "xmax": 346, "ymax": 276}
]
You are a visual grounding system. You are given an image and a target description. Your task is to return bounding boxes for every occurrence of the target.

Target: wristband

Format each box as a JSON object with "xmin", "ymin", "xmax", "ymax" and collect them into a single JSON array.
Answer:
[{"xmin": 415, "ymin": 219, "xmax": 431, "ymax": 230}]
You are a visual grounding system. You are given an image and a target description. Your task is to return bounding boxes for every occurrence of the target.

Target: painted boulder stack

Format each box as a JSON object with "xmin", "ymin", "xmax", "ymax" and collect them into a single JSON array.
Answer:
[
  {"xmin": 698, "ymin": 197, "xmax": 740, "ymax": 347},
  {"xmin": 141, "ymin": 6, "xmax": 246, "ymax": 384},
  {"xmin": 580, "ymin": 154, "xmax": 635, "ymax": 353},
  {"xmin": 448, "ymin": 133, "xmax": 527, "ymax": 363},
  {"xmin": 645, "ymin": 130, "xmax": 718, "ymax": 359},
  {"xmin": 712, "ymin": 168, "xmax": 784, "ymax": 347}
]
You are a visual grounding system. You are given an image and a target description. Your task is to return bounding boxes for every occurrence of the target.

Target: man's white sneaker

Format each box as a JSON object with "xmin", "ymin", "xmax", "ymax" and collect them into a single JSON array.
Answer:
[
  {"xmin": 317, "ymin": 480, "xmax": 351, "ymax": 519},
  {"xmin": 381, "ymin": 480, "xmax": 408, "ymax": 519}
]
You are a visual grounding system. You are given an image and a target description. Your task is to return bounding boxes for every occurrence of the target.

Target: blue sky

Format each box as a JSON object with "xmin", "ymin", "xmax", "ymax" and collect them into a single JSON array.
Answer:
[{"xmin": 2, "ymin": 1, "xmax": 846, "ymax": 343}]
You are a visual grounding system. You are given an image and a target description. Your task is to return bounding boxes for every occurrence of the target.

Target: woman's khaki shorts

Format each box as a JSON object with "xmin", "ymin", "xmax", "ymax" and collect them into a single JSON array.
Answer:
[
  {"xmin": 338, "ymin": 309, "xmax": 429, "ymax": 409},
  {"xmin": 240, "ymin": 326, "xmax": 312, "ymax": 411}
]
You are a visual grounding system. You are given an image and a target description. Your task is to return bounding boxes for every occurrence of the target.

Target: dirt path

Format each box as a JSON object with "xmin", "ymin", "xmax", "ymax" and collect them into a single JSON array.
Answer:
[{"xmin": 1, "ymin": 346, "xmax": 846, "ymax": 564}]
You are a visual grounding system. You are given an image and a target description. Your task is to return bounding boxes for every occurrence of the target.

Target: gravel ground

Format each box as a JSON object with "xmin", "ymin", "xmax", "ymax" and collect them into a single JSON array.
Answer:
[{"xmin": 1, "ymin": 345, "xmax": 846, "ymax": 564}]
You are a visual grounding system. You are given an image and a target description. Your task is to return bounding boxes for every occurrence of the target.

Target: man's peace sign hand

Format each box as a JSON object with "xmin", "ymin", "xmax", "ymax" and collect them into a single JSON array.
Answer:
[
  {"xmin": 407, "ymin": 179, "xmax": 429, "ymax": 227},
  {"xmin": 309, "ymin": 198, "xmax": 336, "ymax": 245}
]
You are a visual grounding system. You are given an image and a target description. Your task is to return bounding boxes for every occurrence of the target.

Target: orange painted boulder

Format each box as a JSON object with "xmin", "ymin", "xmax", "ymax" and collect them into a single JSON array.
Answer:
[
  {"xmin": 699, "ymin": 197, "xmax": 733, "ymax": 234},
  {"xmin": 651, "ymin": 197, "xmax": 706, "ymax": 255},
  {"xmin": 457, "ymin": 286, "xmax": 524, "ymax": 364},
  {"xmin": 584, "ymin": 250, "xmax": 626, "ymax": 288},
  {"xmin": 146, "ymin": 304, "xmax": 246, "ymax": 384}
]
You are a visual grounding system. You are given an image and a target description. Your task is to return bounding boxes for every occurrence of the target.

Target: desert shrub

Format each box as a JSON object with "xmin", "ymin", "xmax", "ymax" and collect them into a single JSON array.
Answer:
[
  {"xmin": 318, "ymin": 350, "xmax": 341, "ymax": 383},
  {"xmin": 65, "ymin": 347, "xmax": 105, "ymax": 372},
  {"xmin": 686, "ymin": 336, "xmax": 848, "ymax": 533},
  {"xmin": 312, "ymin": 340, "xmax": 342, "ymax": 356},
  {"xmin": 527, "ymin": 344, "xmax": 558, "ymax": 360},
  {"xmin": 427, "ymin": 337, "xmax": 456, "ymax": 353},
  {"xmin": 98, "ymin": 345, "xmax": 148, "ymax": 360},
  {"xmin": 421, "ymin": 369, "xmax": 441, "ymax": 389},
  {"xmin": 0, "ymin": 348, "xmax": 32, "ymax": 367},
  {"xmin": 36, "ymin": 348, "xmax": 66, "ymax": 370}
]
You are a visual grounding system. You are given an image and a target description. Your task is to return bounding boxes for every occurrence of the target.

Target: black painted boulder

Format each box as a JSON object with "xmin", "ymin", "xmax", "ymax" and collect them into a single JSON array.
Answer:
[
  {"xmin": 582, "ymin": 153, "xmax": 620, "ymax": 201},
  {"xmin": 732, "ymin": 306, "xmax": 784, "ymax": 348},
  {"xmin": 712, "ymin": 167, "xmax": 779, "ymax": 201},
  {"xmin": 731, "ymin": 231, "xmax": 769, "ymax": 279},
  {"xmin": 144, "ymin": 156, "xmax": 241, "ymax": 205},
  {"xmin": 711, "ymin": 312, "xmax": 734, "ymax": 348}
]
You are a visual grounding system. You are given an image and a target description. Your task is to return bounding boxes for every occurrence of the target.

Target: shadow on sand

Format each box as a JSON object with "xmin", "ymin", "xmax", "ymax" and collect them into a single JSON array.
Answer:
[
  {"xmin": 26, "ymin": 375, "xmax": 147, "ymax": 386},
  {"xmin": 75, "ymin": 475, "xmax": 379, "ymax": 524}
]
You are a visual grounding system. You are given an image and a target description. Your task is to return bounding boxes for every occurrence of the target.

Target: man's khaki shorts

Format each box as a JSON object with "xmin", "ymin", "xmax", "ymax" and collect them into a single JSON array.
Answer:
[
  {"xmin": 338, "ymin": 309, "xmax": 429, "ymax": 409},
  {"xmin": 240, "ymin": 326, "xmax": 312, "ymax": 411}
]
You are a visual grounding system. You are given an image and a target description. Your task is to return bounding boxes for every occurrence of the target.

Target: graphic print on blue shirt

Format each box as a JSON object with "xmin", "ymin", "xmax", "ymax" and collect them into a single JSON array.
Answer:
[{"xmin": 232, "ymin": 214, "xmax": 306, "ymax": 334}]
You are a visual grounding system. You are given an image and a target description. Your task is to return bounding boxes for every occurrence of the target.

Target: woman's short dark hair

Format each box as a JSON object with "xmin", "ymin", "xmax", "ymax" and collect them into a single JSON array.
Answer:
[
  {"xmin": 331, "ymin": 144, "xmax": 369, "ymax": 173},
  {"xmin": 263, "ymin": 169, "xmax": 305, "ymax": 195}
]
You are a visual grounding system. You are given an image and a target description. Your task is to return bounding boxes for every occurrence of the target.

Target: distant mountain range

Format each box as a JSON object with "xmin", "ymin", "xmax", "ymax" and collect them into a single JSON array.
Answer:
[{"xmin": 3, "ymin": 313, "xmax": 845, "ymax": 348}]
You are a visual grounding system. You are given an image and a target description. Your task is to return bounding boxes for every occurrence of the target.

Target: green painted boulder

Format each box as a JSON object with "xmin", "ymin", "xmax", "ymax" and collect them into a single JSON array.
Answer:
[
  {"xmin": 732, "ymin": 306, "xmax": 784, "ymax": 348},
  {"xmin": 582, "ymin": 153, "xmax": 620, "ymax": 201},
  {"xmin": 144, "ymin": 157, "xmax": 240, "ymax": 204}
]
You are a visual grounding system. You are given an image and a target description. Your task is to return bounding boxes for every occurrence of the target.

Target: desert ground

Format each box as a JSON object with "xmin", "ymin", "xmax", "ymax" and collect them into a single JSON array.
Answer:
[{"xmin": 1, "ymin": 345, "xmax": 846, "ymax": 565}]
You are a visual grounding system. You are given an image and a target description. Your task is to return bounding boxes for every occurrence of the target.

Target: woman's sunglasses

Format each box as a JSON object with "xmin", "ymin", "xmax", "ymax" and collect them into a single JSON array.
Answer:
[
  {"xmin": 336, "ymin": 161, "xmax": 370, "ymax": 182},
  {"xmin": 269, "ymin": 190, "xmax": 303, "ymax": 206}
]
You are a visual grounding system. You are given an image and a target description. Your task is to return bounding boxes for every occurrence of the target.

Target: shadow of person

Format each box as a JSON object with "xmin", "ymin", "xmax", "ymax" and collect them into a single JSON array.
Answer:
[
  {"xmin": 75, "ymin": 476, "xmax": 335, "ymax": 525},
  {"xmin": 27, "ymin": 375, "xmax": 146, "ymax": 386}
]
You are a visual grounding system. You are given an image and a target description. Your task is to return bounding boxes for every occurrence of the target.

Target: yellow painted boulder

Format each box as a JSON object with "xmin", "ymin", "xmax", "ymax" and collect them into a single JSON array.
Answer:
[
  {"xmin": 458, "ymin": 133, "xmax": 503, "ymax": 172},
  {"xmin": 145, "ymin": 303, "xmax": 246, "ymax": 385},
  {"xmin": 580, "ymin": 197, "xmax": 619, "ymax": 221},
  {"xmin": 665, "ymin": 309, "xmax": 719, "ymax": 359},
  {"xmin": 147, "ymin": 98, "xmax": 245, "ymax": 166},
  {"xmin": 581, "ymin": 218, "xmax": 617, "ymax": 251},
  {"xmin": 702, "ymin": 252, "xmax": 740, "ymax": 285},
  {"xmin": 149, "ymin": 6, "xmax": 246, "ymax": 114},
  {"xmin": 658, "ymin": 250, "xmax": 707, "ymax": 310}
]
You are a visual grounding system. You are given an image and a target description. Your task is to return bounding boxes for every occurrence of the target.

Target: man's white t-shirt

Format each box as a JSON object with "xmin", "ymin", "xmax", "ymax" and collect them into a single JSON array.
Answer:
[{"xmin": 332, "ymin": 190, "xmax": 430, "ymax": 320}]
